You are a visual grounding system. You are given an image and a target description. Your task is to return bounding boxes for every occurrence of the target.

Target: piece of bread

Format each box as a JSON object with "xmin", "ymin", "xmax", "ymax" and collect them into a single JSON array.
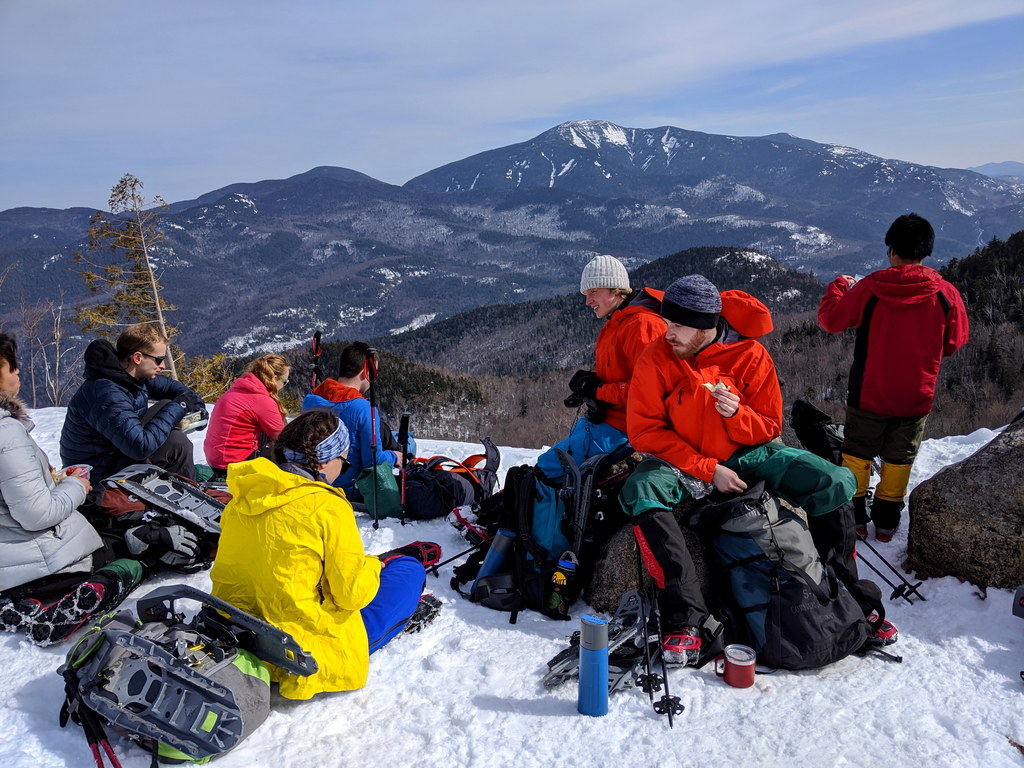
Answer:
[{"xmin": 702, "ymin": 381, "xmax": 730, "ymax": 393}]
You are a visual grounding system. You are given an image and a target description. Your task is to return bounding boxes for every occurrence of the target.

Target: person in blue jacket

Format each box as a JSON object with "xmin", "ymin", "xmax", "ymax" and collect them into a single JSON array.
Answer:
[
  {"xmin": 60, "ymin": 323, "xmax": 206, "ymax": 483},
  {"xmin": 302, "ymin": 342, "xmax": 402, "ymax": 503}
]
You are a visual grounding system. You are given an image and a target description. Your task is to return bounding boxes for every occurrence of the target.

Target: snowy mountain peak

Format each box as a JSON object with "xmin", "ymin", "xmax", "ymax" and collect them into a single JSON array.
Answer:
[{"xmin": 556, "ymin": 119, "xmax": 632, "ymax": 151}]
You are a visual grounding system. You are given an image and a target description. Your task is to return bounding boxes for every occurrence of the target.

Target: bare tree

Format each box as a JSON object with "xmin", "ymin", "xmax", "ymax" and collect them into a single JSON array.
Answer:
[
  {"xmin": 16, "ymin": 296, "xmax": 46, "ymax": 407},
  {"xmin": 36, "ymin": 290, "xmax": 81, "ymax": 406}
]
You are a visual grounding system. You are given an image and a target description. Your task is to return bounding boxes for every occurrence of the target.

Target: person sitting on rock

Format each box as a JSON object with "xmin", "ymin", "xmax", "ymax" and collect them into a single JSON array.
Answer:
[
  {"xmin": 621, "ymin": 275, "xmax": 881, "ymax": 666},
  {"xmin": 529, "ymin": 255, "xmax": 666, "ymax": 560},
  {"xmin": 60, "ymin": 323, "xmax": 205, "ymax": 483},
  {"xmin": 537, "ymin": 254, "xmax": 666, "ymax": 479}
]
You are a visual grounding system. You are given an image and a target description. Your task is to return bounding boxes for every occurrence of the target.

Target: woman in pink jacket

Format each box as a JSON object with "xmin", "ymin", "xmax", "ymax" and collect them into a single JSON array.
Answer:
[{"xmin": 205, "ymin": 354, "xmax": 289, "ymax": 471}]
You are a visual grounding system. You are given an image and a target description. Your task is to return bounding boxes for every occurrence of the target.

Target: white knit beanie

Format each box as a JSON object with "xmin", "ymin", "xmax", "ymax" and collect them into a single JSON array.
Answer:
[{"xmin": 580, "ymin": 255, "xmax": 630, "ymax": 293}]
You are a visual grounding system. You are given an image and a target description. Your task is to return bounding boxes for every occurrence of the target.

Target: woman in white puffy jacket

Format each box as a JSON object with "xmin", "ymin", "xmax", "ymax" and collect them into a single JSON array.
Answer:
[{"xmin": 0, "ymin": 332, "xmax": 144, "ymax": 645}]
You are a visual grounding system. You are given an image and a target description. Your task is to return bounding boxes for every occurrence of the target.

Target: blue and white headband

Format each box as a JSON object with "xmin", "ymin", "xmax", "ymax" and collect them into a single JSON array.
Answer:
[{"xmin": 282, "ymin": 419, "xmax": 350, "ymax": 465}]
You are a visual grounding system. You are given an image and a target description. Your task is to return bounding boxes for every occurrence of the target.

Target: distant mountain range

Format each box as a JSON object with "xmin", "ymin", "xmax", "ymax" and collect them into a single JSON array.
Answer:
[
  {"xmin": 969, "ymin": 161, "xmax": 1024, "ymax": 179},
  {"xmin": 1, "ymin": 120, "xmax": 1021, "ymax": 358}
]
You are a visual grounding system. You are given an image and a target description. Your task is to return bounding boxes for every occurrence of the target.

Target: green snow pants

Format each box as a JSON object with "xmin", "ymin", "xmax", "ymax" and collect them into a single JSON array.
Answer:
[{"xmin": 621, "ymin": 442, "xmax": 857, "ymax": 518}]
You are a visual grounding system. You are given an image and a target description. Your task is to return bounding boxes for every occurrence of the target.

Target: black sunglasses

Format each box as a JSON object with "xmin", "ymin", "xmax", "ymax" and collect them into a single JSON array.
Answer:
[{"xmin": 139, "ymin": 352, "xmax": 166, "ymax": 365}]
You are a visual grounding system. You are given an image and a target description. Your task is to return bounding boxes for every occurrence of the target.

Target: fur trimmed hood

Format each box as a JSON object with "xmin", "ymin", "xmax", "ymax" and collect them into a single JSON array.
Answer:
[{"xmin": 0, "ymin": 389, "xmax": 32, "ymax": 430}]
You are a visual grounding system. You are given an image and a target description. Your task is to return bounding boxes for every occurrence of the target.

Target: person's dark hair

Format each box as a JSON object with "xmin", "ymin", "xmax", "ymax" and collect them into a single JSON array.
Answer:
[
  {"xmin": 885, "ymin": 213, "xmax": 934, "ymax": 262},
  {"xmin": 338, "ymin": 341, "xmax": 376, "ymax": 379},
  {"xmin": 273, "ymin": 408, "xmax": 339, "ymax": 475},
  {"xmin": 0, "ymin": 332, "xmax": 18, "ymax": 372}
]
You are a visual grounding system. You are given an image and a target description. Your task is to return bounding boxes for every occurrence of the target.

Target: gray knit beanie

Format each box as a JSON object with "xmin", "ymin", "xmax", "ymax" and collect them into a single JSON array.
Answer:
[
  {"xmin": 661, "ymin": 275, "xmax": 722, "ymax": 329},
  {"xmin": 580, "ymin": 255, "xmax": 630, "ymax": 293}
]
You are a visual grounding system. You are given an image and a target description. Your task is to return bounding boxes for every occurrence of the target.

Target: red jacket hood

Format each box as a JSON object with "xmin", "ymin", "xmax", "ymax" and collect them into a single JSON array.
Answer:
[
  {"xmin": 311, "ymin": 379, "xmax": 364, "ymax": 403},
  {"xmin": 644, "ymin": 287, "xmax": 773, "ymax": 338},
  {"xmin": 721, "ymin": 290, "xmax": 774, "ymax": 338},
  {"xmin": 862, "ymin": 264, "xmax": 945, "ymax": 307}
]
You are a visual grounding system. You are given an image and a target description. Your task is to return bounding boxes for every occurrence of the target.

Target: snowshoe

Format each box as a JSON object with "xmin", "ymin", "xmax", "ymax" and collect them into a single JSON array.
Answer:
[
  {"xmin": 542, "ymin": 589, "xmax": 650, "ymax": 691},
  {"xmin": 104, "ymin": 464, "xmax": 225, "ymax": 535}
]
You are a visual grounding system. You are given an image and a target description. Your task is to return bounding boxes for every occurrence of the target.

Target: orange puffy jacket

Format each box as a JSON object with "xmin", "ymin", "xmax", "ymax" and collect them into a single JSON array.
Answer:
[
  {"xmin": 627, "ymin": 290, "xmax": 781, "ymax": 482},
  {"xmin": 594, "ymin": 288, "xmax": 667, "ymax": 432}
]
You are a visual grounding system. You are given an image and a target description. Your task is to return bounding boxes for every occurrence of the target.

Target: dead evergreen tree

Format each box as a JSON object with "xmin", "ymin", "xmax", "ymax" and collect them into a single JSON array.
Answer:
[{"xmin": 73, "ymin": 173, "xmax": 179, "ymax": 379}]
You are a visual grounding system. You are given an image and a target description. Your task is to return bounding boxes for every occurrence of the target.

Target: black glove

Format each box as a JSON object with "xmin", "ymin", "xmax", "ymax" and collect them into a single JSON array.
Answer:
[
  {"xmin": 125, "ymin": 524, "xmax": 201, "ymax": 567},
  {"xmin": 568, "ymin": 369, "xmax": 600, "ymax": 400},
  {"xmin": 175, "ymin": 390, "xmax": 208, "ymax": 432},
  {"xmin": 587, "ymin": 399, "xmax": 609, "ymax": 425},
  {"xmin": 182, "ymin": 390, "xmax": 206, "ymax": 414}
]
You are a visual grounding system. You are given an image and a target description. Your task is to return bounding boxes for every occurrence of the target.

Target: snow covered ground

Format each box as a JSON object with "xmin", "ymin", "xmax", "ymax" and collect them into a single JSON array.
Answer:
[{"xmin": 1, "ymin": 409, "xmax": 1021, "ymax": 767}]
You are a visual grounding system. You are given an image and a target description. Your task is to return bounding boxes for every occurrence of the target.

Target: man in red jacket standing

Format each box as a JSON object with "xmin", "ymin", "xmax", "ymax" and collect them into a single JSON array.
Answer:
[{"xmin": 818, "ymin": 213, "xmax": 969, "ymax": 542}]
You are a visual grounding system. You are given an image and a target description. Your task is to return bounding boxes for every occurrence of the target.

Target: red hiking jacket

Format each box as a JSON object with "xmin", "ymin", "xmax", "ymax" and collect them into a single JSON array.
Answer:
[
  {"xmin": 205, "ymin": 372, "xmax": 285, "ymax": 469},
  {"xmin": 817, "ymin": 264, "xmax": 969, "ymax": 418}
]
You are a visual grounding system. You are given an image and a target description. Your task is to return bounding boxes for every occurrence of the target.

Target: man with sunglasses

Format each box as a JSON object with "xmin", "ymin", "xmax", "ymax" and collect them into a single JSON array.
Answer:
[{"xmin": 60, "ymin": 323, "xmax": 206, "ymax": 484}]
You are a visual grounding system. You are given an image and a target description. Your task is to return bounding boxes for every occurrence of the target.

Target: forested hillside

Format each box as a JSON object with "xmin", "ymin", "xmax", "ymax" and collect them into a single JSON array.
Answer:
[{"xmin": 379, "ymin": 246, "xmax": 823, "ymax": 376}]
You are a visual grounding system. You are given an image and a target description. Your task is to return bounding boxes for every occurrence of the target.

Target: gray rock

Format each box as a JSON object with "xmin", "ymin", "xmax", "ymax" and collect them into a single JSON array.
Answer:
[
  {"xmin": 904, "ymin": 416, "xmax": 1024, "ymax": 589},
  {"xmin": 584, "ymin": 498, "xmax": 716, "ymax": 614}
]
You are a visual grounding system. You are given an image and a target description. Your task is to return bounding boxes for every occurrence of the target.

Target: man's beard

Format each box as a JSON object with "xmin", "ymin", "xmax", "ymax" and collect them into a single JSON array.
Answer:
[{"xmin": 669, "ymin": 336, "xmax": 703, "ymax": 359}]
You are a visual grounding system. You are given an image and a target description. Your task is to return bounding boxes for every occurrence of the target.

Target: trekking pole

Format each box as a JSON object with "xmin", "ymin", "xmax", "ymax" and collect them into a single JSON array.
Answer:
[
  {"xmin": 856, "ymin": 533, "xmax": 926, "ymax": 603},
  {"xmin": 854, "ymin": 549, "xmax": 915, "ymax": 605},
  {"xmin": 365, "ymin": 348, "xmax": 380, "ymax": 529},
  {"xmin": 634, "ymin": 546, "xmax": 683, "ymax": 726},
  {"xmin": 310, "ymin": 330, "xmax": 323, "ymax": 392},
  {"xmin": 428, "ymin": 540, "xmax": 485, "ymax": 578},
  {"xmin": 398, "ymin": 412, "xmax": 410, "ymax": 526}
]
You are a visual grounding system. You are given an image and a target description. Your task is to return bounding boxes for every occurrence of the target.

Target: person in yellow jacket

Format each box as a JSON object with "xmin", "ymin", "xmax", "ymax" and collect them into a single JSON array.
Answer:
[{"xmin": 211, "ymin": 408, "xmax": 440, "ymax": 700}]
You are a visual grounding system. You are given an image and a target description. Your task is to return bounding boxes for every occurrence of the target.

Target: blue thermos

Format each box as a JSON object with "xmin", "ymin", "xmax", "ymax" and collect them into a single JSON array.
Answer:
[
  {"xmin": 577, "ymin": 615, "xmax": 609, "ymax": 716},
  {"xmin": 472, "ymin": 528, "xmax": 515, "ymax": 592}
]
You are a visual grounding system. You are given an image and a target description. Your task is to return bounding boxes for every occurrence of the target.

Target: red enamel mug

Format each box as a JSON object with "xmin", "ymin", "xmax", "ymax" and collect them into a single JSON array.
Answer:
[{"xmin": 713, "ymin": 644, "xmax": 756, "ymax": 688}]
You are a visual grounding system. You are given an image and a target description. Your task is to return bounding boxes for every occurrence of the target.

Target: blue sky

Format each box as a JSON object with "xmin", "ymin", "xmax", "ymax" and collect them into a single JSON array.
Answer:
[{"xmin": 1, "ymin": 0, "xmax": 1022, "ymax": 211}]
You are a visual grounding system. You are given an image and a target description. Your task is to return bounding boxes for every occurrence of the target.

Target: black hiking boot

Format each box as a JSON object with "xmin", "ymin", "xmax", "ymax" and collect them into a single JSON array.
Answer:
[
  {"xmin": 0, "ymin": 597, "xmax": 42, "ymax": 632},
  {"xmin": 870, "ymin": 499, "xmax": 903, "ymax": 541},
  {"xmin": 852, "ymin": 495, "xmax": 869, "ymax": 538}
]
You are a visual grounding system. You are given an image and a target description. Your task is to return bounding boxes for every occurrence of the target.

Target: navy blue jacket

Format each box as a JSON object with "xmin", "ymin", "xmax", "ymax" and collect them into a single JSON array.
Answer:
[{"xmin": 59, "ymin": 340, "xmax": 196, "ymax": 482}]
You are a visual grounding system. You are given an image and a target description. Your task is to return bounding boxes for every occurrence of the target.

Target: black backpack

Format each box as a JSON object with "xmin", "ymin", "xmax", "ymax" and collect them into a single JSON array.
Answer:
[
  {"xmin": 403, "ymin": 439, "xmax": 500, "ymax": 520},
  {"xmin": 693, "ymin": 482, "xmax": 871, "ymax": 670},
  {"xmin": 451, "ymin": 465, "xmax": 575, "ymax": 622},
  {"xmin": 791, "ymin": 399, "xmax": 845, "ymax": 466}
]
